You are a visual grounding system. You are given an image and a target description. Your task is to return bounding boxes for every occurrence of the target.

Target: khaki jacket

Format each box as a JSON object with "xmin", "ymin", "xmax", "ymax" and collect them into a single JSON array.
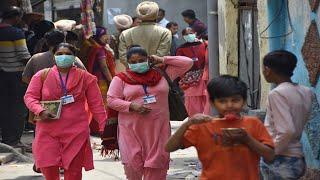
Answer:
[{"xmin": 119, "ymin": 22, "xmax": 172, "ymax": 62}]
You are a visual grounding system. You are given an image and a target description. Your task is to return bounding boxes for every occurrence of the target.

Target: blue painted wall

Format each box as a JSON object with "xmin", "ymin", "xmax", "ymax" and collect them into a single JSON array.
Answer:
[{"xmin": 267, "ymin": 0, "xmax": 320, "ymax": 169}]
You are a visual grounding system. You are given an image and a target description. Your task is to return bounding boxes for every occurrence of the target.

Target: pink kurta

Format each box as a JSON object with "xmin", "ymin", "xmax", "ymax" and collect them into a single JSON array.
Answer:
[
  {"xmin": 184, "ymin": 79, "xmax": 207, "ymax": 116},
  {"xmin": 24, "ymin": 66, "xmax": 106, "ymax": 170},
  {"xmin": 107, "ymin": 56, "xmax": 193, "ymax": 170}
]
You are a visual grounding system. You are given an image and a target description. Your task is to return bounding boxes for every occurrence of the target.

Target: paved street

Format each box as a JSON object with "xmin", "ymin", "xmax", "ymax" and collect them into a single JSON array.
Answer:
[{"xmin": 0, "ymin": 121, "xmax": 199, "ymax": 180}]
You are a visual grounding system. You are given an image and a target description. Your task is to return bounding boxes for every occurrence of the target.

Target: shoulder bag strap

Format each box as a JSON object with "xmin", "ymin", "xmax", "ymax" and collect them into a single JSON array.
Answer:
[
  {"xmin": 153, "ymin": 66, "xmax": 174, "ymax": 88},
  {"xmin": 40, "ymin": 68, "xmax": 51, "ymax": 82}
]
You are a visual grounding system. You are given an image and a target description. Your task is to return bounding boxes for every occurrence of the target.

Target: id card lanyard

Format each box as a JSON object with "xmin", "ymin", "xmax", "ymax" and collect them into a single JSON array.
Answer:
[
  {"xmin": 58, "ymin": 71, "xmax": 70, "ymax": 97},
  {"xmin": 142, "ymin": 85, "xmax": 157, "ymax": 105},
  {"xmin": 142, "ymin": 85, "xmax": 149, "ymax": 96},
  {"xmin": 190, "ymin": 45, "xmax": 199, "ymax": 61}
]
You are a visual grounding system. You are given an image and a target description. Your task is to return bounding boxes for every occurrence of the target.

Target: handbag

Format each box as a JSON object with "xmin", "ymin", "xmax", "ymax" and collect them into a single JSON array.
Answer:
[
  {"xmin": 155, "ymin": 67, "xmax": 189, "ymax": 121},
  {"xmin": 27, "ymin": 68, "xmax": 51, "ymax": 124}
]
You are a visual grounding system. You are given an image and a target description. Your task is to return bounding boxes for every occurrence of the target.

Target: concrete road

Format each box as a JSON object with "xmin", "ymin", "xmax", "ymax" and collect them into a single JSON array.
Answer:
[{"xmin": 0, "ymin": 121, "xmax": 199, "ymax": 180}]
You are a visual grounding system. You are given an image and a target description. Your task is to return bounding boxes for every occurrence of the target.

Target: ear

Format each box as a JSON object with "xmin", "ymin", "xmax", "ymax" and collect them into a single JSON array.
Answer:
[
  {"xmin": 242, "ymin": 100, "xmax": 247, "ymax": 108},
  {"xmin": 210, "ymin": 99, "xmax": 216, "ymax": 108},
  {"xmin": 264, "ymin": 66, "xmax": 272, "ymax": 76}
]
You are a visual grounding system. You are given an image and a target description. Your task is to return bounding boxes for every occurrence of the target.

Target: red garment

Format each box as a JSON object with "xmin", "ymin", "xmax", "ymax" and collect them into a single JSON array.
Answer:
[
  {"xmin": 87, "ymin": 43, "xmax": 116, "ymax": 76},
  {"xmin": 176, "ymin": 42, "xmax": 206, "ymax": 89},
  {"xmin": 182, "ymin": 117, "xmax": 274, "ymax": 180},
  {"xmin": 176, "ymin": 42, "xmax": 206, "ymax": 70},
  {"xmin": 87, "ymin": 43, "xmax": 116, "ymax": 134},
  {"xmin": 41, "ymin": 142, "xmax": 86, "ymax": 180},
  {"xmin": 202, "ymin": 41, "xmax": 209, "ymax": 81},
  {"xmin": 117, "ymin": 69, "xmax": 162, "ymax": 86},
  {"xmin": 24, "ymin": 66, "xmax": 106, "ymax": 170}
]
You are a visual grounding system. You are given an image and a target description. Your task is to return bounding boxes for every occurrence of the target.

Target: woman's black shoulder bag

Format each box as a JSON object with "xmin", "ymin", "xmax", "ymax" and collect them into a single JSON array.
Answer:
[{"xmin": 154, "ymin": 67, "xmax": 189, "ymax": 121}]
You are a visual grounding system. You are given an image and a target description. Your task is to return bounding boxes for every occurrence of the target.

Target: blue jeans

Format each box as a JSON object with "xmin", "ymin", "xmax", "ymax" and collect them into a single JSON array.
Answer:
[{"xmin": 260, "ymin": 155, "xmax": 306, "ymax": 180}]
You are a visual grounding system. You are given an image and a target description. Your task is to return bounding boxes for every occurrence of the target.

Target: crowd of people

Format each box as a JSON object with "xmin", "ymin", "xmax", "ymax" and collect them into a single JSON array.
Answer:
[{"xmin": 0, "ymin": 1, "xmax": 317, "ymax": 180}]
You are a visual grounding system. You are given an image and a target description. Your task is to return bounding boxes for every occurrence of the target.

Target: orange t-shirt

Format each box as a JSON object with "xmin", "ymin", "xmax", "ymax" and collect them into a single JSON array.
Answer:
[{"xmin": 182, "ymin": 116, "xmax": 274, "ymax": 180}]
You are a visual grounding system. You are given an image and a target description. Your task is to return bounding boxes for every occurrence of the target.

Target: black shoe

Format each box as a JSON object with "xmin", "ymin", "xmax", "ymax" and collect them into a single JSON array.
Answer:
[{"xmin": 33, "ymin": 164, "xmax": 41, "ymax": 173}]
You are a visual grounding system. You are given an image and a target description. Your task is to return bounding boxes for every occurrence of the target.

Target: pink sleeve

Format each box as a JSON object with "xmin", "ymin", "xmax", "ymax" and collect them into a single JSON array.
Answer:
[
  {"xmin": 85, "ymin": 77, "xmax": 107, "ymax": 131},
  {"xmin": 107, "ymin": 76, "xmax": 132, "ymax": 113},
  {"xmin": 24, "ymin": 71, "xmax": 45, "ymax": 115},
  {"xmin": 164, "ymin": 56, "xmax": 193, "ymax": 80}
]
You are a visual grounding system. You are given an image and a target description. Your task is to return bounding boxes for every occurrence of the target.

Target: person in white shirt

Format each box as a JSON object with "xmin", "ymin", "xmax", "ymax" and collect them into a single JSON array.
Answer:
[
  {"xmin": 157, "ymin": 8, "xmax": 169, "ymax": 28},
  {"xmin": 261, "ymin": 50, "xmax": 313, "ymax": 180},
  {"xmin": 166, "ymin": 22, "xmax": 179, "ymax": 56}
]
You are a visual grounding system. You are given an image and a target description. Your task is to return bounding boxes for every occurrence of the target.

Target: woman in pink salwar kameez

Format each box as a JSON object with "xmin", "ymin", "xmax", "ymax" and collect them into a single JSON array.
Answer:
[
  {"xmin": 176, "ymin": 28, "xmax": 208, "ymax": 117},
  {"xmin": 24, "ymin": 43, "xmax": 106, "ymax": 180},
  {"xmin": 107, "ymin": 46, "xmax": 193, "ymax": 180}
]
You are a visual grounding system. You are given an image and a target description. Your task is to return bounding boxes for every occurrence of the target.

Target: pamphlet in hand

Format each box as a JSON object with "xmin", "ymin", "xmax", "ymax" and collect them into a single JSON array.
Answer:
[{"xmin": 35, "ymin": 100, "xmax": 62, "ymax": 120}]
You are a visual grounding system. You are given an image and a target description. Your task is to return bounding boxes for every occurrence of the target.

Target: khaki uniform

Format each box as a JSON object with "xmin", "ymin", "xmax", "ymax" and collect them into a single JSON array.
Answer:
[{"xmin": 119, "ymin": 22, "xmax": 172, "ymax": 63}]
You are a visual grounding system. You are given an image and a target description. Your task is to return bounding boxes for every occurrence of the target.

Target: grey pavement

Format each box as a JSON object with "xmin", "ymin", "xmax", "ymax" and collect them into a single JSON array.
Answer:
[{"xmin": 0, "ymin": 121, "xmax": 199, "ymax": 180}]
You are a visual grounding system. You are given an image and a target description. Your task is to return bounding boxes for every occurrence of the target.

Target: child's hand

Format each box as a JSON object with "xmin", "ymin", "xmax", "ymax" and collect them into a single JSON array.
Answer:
[
  {"xmin": 188, "ymin": 114, "xmax": 213, "ymax": 125},
  {"xmin": 222, "ymin": 128, "xmax": 250, "ymax": 144}
]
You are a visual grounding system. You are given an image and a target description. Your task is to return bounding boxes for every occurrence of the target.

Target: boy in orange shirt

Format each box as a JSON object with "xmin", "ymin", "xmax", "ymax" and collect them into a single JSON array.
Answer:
[{"xmin": 165, "ymin": 75, "xmax": 275, "ymax": 180}]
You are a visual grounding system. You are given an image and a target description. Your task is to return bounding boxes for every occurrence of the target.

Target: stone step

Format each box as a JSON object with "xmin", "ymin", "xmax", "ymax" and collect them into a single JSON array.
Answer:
[
  {"xmin": 14, "ymin": 148, "xmax": 23, "ymax": 154},
  {"xmin": 0, "ymin": 153, "xmax": 14, "ymax": 165}
]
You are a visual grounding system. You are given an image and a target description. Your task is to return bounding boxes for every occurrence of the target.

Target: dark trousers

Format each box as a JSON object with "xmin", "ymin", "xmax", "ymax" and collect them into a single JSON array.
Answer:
[{"xmin": 0, "ymin": 71, "xmax": 27, "ymax": 146}]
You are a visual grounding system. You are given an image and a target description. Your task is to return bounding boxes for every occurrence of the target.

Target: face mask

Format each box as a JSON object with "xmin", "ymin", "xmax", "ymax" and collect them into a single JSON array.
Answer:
[
  {"xmin": 128, "ymin": 61, "xmax": 150, "ymax": 73},
  {"xmin": 55, "ymin": 55, "xmax": 75, "ymax": 68},
  {"xmin": 183, "ymin": 34, "xmax": 196, "ymax": 43}
]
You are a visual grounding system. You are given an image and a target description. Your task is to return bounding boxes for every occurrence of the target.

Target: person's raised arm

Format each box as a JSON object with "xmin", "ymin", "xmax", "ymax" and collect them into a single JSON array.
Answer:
[
  {"xmin": 164, "ymin": 56, "xmax": 193, "ymax": 80},
  {"xmin": 165, "ymin": 120, "xmax": 193, "ymax": 152},
  {"xmin": 165, "ymin": 114, "xmax": 212, "ymax": 152},
  {"xmin": 149, "ymin": 55, "xmax": 193, "ymax": 81}
]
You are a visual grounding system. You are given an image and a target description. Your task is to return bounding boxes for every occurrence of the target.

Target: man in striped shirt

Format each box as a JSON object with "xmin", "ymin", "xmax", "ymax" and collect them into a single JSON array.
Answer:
[{"xmin": 0, "ymin": 6, "xmax": 31, "ymax": 147}]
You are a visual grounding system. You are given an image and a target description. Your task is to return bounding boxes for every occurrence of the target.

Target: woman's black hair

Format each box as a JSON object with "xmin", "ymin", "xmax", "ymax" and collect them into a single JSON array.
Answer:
[
  {"xmin": 126, "ymin": 45, "xmax": 148, "ymax": 60},
  {"xmin": 263, "ymin": 50, "xmax": 297, "ymax": 77},
  {"xmin": 66, "ymin": 31, "xmax": 78, "ymax": 42},
  {"xmin": 44, "ymin": 30, "xmax": 65, "ymax": 48},
  {"xmin": 166, "ymin": 22, "xmax": 178, "ymax": 29},
  {"xmin": 53, "ymin": 43, "xmax": 77, "ymax": 55},
  {"xmin": 34, "ymin": 20, "xmax": 55, "ymax": 37},
  {"xmin": 207, "ymin": 75, "xmax": 248, "ymax": 101},
  {"xmin": 1, "ymin": 6, "xmax": 22, "ymax": 20},
  {"xmin": 181, "ymin": 27, "xmax": 193, "ymax": 36}
]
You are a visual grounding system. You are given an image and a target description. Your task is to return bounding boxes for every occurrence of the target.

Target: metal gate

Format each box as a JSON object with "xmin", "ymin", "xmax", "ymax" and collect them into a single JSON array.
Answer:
[{"xmin": 238, "ymin": 1, "xmax": 261, "ymax": 109}]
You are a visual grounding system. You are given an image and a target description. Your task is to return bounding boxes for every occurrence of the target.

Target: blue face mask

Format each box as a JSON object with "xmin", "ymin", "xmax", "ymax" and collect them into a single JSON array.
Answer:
[
  {"xmin": 183, "ymin": 34, "xmax": 196, "ymax": 43},
  {"xmin": 55, "ymin": 55, "xmax": 75, "ymax": 68},
  {"xmin": 128, "ymin": 61, "xmax": 150, "ymax": 73}
]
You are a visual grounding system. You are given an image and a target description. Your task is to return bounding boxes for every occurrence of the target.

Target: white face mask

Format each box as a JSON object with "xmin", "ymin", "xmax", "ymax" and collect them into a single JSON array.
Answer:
[
  {"xmin": 128, "ymin": 61, "xmax": 150, "ymax": 74},
  {"xmin": 183, "ymin": 34, "xmax": 196, "ymax": 43}
]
